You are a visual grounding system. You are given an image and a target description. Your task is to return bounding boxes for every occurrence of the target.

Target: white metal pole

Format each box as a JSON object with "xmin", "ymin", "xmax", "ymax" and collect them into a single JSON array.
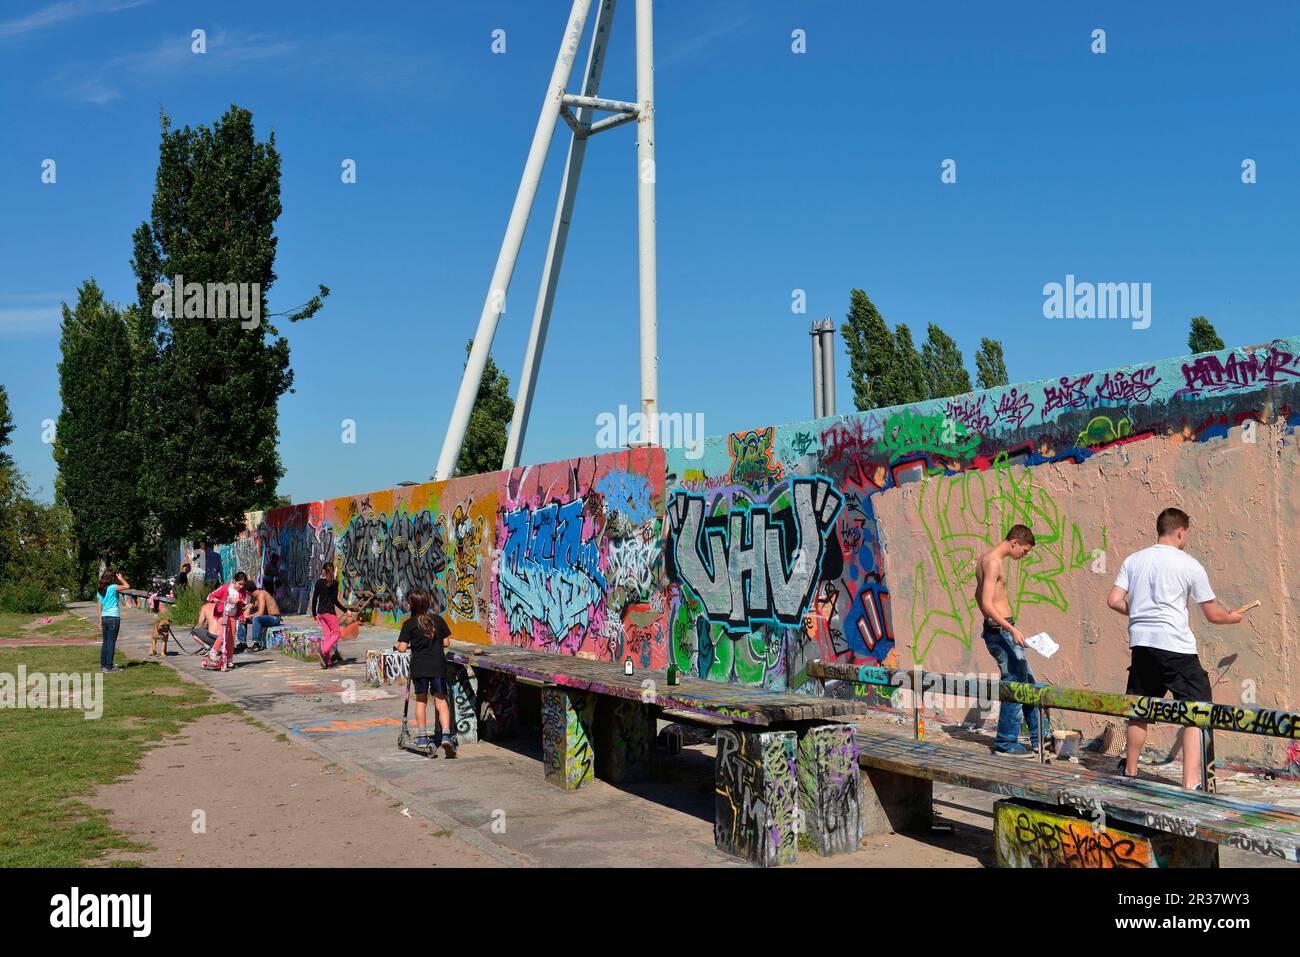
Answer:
[
  {"xmin": 433, "ymin": 0, "xmax": 594, "ymax": 481},
  {"xmin": 811, "ymin": 323, "xmax": 825, "ymax": 418},
  {"xmin": 504, "ymin": 0, "xmax": 617, "ymax": 470},
  {"xmin": 634, "ymin": 0, "xmax": 659, "ymax": 445}
]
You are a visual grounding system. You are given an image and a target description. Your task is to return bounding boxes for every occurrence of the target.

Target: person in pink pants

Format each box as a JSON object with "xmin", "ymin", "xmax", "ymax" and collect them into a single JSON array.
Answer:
[
  {"xmin": 204, "ymin": 573, "xmax": 250, "ymax": 671},
  {"xmin": 309, "ymin": 563, "xmax": 352, "ymax": 669}
]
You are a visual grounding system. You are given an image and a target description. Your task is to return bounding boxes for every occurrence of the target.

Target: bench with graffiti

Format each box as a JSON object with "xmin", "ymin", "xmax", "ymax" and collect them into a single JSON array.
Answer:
[
  {"xmin": 442, "ymin": 639, "xmax": 878, "ymax": 867},
  {"xmin": 262, "ymin": 626, "xmax": 324, "ymax": 660},
  {"xmin": 118, "ymin": 588, "xmax": 175, "ymax": 612},
  {"xmin": 808, "ymin": 660, "xmax": 1300, "ymax": 868},
  {"xmin": 363, "ymin": 647, "xmax": 480, "ymax": 743}
]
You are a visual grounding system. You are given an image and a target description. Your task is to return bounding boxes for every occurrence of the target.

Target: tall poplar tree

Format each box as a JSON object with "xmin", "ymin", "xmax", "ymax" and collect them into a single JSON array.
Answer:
[
  {"xmin": 129, "ymin": 106, "xmax": 327, "ymax": 542},
  {"xmin": 1188, "ymin": 316, "xmax": 1225, "ymax": 354},
  {"xmin": 54, "ymin": 279, "xmax": 145, "ymax": 575},
  {"xmin": 975, "ymin": 337, "xmax": 1009, "ymax": 389},
  {"xmin": 921, "ymin": 323, "xmax": 973, "ymax": 399},
  {"xmin": 892, "ymin": 323, "xmax": 929, "ymax": 406},
  {"xmin": 841, "ymin": 289, "xmax": 897, "ymax": 411}
]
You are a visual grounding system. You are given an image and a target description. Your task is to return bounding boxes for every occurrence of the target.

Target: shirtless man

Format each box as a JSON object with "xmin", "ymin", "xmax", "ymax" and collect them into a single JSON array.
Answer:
[
  {"xmin": 191, "ymin": 600, "xmax": 220, "ymax": 651},
  {"xmin": 975, "ymin": 524, "xmax": 1042, "ymax": 756},
  {"xmin": 240, "ymin": 585, "xmax": 283, "ymax": 651}
]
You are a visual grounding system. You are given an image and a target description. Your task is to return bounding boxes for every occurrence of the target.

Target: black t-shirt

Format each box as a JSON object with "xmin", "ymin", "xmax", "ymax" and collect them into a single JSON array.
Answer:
[
  {"xmin": 398, "ymin": 614, "xmax": 449, "ymax": 679},
  {"xmin": 310, "ymin": 579, "xmax": 340, "ymax": 616},
  {"xmin": 262, "ymin": 568, "xmax": 282, "ymax": 596}
]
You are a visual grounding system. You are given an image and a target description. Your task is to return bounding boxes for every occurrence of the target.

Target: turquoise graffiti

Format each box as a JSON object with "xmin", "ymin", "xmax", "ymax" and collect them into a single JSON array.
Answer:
[{"xmin": 496, "ymin": 498, "xmax": 607, "ymax": 646}]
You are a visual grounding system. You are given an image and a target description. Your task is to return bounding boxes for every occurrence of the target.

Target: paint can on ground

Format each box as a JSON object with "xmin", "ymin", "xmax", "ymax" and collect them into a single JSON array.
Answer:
[{"xmin": 1053, "ymin": 730, "xmax": 1082, "ymax": 758}]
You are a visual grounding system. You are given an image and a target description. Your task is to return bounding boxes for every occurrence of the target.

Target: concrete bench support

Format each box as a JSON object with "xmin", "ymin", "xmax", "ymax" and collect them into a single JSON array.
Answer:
[
  {"xmin": 861, "ymin": 765, "xmax": 933, "ymax": 835},
  {"xmin": 448, "ymin": 665, "xmax": 479, "ymax": 744},
  {"xmin": 796, "ymin": 723, "xmax": 864, "ymax": 856},
  {"xmin": 994, "ymin": 799, "xmax": 1219, "ymax": 868},
  {"xmin": 364, "ymin": 649, "xmax": 408, "ymax": 687},
  {"xmin": 542, "ymin": 687, "xmax": 597, "ymax": 790},
  {"xmin": 594, "ymin": 698, "xmax": 654, "ymax": 783},
  {"xmin": 477, "ymin": 671, "xmax": 518, "ymax": 741},
  {"xmin": 714, "ymin": 728, "xmax": 799, "ymax": 867}
]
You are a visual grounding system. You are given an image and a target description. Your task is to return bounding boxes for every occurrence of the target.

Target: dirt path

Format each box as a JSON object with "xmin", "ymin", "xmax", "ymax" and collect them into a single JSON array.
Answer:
[{"xmin": 92, "ymin": 713, "xmax": 501, "ymax": 868}]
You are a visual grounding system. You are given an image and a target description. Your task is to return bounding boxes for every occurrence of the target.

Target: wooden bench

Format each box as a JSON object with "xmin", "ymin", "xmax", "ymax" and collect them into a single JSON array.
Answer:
[
  {"xmin": 444, "ymin": 640, "xmax": 875, "ymax": 866},
  {"xmin": 853, "ymin": 727, "xmax": 1300, "ymax": 866},
  {"xmin": 808, "ymin": 660, "xmax": 1300, "ymax": 867}
]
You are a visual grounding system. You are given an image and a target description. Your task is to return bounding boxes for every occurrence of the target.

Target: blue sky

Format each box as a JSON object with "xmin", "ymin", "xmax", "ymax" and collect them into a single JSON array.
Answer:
[{"xmin": 2, "ymin": 0, "xmax": 1298, "ymax": 505}]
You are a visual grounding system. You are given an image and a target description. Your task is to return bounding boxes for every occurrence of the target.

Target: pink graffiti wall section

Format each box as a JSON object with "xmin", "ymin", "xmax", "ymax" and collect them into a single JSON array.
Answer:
[
  {"xmin": 213, "ymin": 448, "xmax": 668, "ymax": 667},
  {"xmin": 213, "ymin": 337, "xmax": 1300, "ymax": 768}
]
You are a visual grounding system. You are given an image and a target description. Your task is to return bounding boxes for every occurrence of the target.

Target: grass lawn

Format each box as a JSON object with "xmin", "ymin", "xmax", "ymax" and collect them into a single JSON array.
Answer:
[
  {"xmin": 0, "ymin": 610, "xmax": 102, "ymax": 642},
  {"xmin": 0, "ymin": 643, "xmax": 236, "ymax": 866}
]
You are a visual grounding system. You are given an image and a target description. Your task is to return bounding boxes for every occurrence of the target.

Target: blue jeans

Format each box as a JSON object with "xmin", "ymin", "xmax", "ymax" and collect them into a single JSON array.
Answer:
[
  {"xmin": 100, "ymin": 616, "xmax": 120, "ymax": 669},
  {"xmin": 983, "ymin": 624, "xmax": 1045, "ymax": 750},
  {"xmin": 245, "ymin": 614, "xmax": 280, "ymax": 647}
]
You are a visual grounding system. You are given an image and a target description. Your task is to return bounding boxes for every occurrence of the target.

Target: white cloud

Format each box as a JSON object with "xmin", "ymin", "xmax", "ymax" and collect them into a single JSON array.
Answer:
[
  {"xmin": 50, "ymin": 29, "xmax": 303, "ymax": 104},
  {"xmin": 0, "ymin": 307, "xmax": 62, "ymax": 336},
  {"xmin": 0, "ymin": 293, "xmax": 68, "ymax": 337},
  {"xmin": 0, "ymin": 0, "xmax": 154, "ymax": 41},
  {"xmin": 659, "ymin": 14, "xmax": 751, "ymax": 67}
]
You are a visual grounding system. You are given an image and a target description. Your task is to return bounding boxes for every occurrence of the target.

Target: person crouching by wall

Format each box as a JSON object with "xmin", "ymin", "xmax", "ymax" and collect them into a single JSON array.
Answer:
[
  {"xmin": 396, "ymin": 587, "xmax": 456, "ymax": 756},
  {"xmin": 203, "ymin": 573, "xmax": 250, "ymax": 672},
  {"xmin": 310, "ymin": 563, "xmax": 352, "ymax": 669},
  {"xmin": 191, "ymin": 600, "xmax": 220, "ymax": 652},
  {"xmin": 96, "ymin": 567, "xmax": 129, "ymax": 673}
]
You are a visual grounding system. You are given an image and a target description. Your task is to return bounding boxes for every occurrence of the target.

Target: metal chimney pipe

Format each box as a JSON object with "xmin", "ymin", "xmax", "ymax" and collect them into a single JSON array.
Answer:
[
  {"xmin": 811, "ymin": 321, "xmax": 825, "ymax": 418},
  {"xmin": 819, "ymin": 318, "xmax": 837, "ymax": 416}
]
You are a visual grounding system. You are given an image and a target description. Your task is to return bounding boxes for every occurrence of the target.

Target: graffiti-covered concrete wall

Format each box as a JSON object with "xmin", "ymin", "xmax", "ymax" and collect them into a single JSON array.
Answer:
[
  {"xmin": 216, "ymin": 448, "xmax": 669, "ymax": 666},
  {"xmin": 216, "ymin": 337, "xmax": 1300, "ymax": 767}
]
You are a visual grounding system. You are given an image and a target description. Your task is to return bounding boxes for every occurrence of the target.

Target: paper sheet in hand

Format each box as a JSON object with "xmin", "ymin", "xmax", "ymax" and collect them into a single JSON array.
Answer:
[{"xmin": 1025, "ymin": 632, "xmax": 1059, "ymax": 658}]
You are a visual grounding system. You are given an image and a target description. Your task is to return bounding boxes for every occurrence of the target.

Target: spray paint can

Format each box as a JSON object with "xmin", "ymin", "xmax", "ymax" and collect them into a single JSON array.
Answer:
[
  {"xmin": 624, "ymin": 659, "xmax": 633, "ymax": 676},
  {"xmin": 666, "ymin": 665, "xmax": 678, "ymax": 686}
]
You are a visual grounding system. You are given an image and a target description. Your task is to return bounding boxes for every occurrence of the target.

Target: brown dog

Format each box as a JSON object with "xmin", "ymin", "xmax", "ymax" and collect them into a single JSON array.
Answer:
[{"xmin": 149, "ymin": 618, "xmax": 171, "ymax": 657}]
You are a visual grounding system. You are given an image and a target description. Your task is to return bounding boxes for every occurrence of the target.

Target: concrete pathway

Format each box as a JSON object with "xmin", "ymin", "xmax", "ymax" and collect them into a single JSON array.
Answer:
[{"xmin": 93, "ymin": 604, "xmax": 999, "ymax": 867}]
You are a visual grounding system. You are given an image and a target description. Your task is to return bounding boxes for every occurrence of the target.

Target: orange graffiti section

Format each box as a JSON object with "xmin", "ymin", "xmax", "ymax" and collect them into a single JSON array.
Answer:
[{"xmin": 997, "ymin": 803, "xmax": 1151, "ymax": 868}]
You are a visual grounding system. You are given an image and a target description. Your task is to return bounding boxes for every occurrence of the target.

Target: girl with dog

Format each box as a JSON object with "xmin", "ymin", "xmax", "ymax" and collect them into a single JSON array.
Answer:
[{"xmin": 96, "ymin": 567, "xmax": 129, "ymax": 673}]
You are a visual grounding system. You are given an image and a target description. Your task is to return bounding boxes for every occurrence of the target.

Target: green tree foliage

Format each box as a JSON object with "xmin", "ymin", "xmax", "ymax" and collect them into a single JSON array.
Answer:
[
  {"xmin": 451, "ymin": 341, "xmax": 515, "ymax": 477},
  {"xmin": 0, "ymin": 383, "xmax": 13, "ymax": 473},
  {"xmin": 1188, "ymin": 316, "xmax": 1225, "ymax": 354},
  {"xmin": 841, "ymin": 289, "xmax": 897, "ymax": 411},
  {"xmin": 975, "ymin": 337, "xmax": 1010, "ymax": 390},
  {"xmin": 0, "ymin": 385, "xmax": 77, "ymax": 601},
  {"xmin": 128, "ymin": 106, "xmax": 327, "ymax": 543},
  {"xmin": 921, "ymin": 323, "xmax": 973, "ymax": 400},
  {"xmin": 892, "ymin": 324, "xmax": 929, "ymax": 406},
  {"xmin": 55, "ymin": 280, "xmax": 145, "ymax": 574}
]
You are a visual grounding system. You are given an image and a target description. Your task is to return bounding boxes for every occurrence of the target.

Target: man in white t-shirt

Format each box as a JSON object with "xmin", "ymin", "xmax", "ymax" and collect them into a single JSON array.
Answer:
[{"xmin": 1107, "ymin": 507, "xmax": 1251, "ymax": 788}]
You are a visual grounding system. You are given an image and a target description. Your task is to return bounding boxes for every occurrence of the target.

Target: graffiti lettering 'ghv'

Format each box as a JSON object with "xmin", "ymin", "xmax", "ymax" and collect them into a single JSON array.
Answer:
[
  {"xmin": 497, "ymin": 499, "xmax": 607, "ymax": 642},
  {"xmin": 667, "ymin": 477, "xmax": 844, "ymax": 632}
]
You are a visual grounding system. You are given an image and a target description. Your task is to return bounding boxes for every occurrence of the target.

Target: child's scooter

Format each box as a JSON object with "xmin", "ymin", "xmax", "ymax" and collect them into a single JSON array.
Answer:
[{"xmin": 397, "ymin": 677, "xmax": 437, "ymax": 758}]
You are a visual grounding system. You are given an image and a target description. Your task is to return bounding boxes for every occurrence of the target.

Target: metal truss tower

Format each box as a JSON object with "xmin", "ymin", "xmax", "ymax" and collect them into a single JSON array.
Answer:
[{"xmin": 433, "ymin": 0, "xmax": 658, "ymax": 479}]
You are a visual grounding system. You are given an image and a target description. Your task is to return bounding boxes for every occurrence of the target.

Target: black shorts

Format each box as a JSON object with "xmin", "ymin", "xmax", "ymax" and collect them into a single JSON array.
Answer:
[
  {"xmin": 413, "ymin": 676, "xmax": 447, "ymax": 695},
  {"xmin": 1126, "ymin": 646, "xmax": 1211, "ymax": 701}
]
